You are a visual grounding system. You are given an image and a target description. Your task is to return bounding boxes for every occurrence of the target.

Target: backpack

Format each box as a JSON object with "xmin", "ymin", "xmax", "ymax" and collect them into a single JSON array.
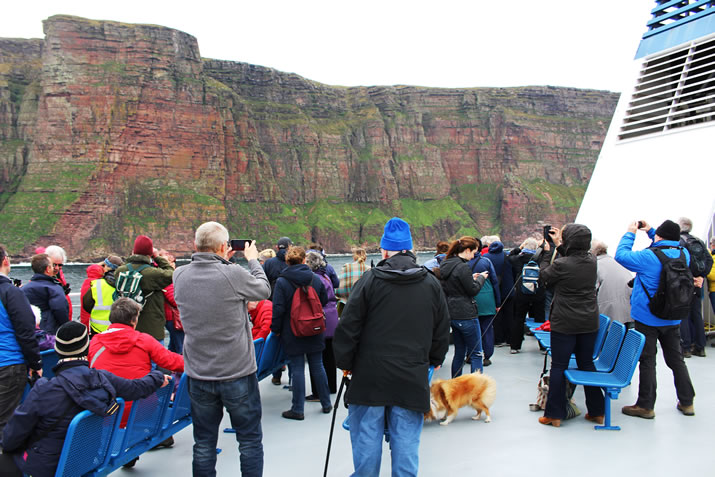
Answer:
[
  {"xmin": 290, "ymin": 285, "xmax": 326, "ymax": 337},
  {"xmin": 681, "ymin": 234, "xmax": 711, "ymax": 277},
  {"xmin": 640, "ymin": 246, "xmax": 694, "ymax": 320},
  {"xmin": 521, "ymin": 260, "xmax": 540, "ymax": 295},
  {"xmin": 114, "ymin": 263, "xmax": 151, "ymax": 303}
]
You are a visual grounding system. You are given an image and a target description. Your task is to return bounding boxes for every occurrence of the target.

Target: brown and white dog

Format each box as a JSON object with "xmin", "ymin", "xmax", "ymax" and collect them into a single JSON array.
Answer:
[{"xmin": 425, "ymin": 372, "xmax": 496, "ymax": 426}]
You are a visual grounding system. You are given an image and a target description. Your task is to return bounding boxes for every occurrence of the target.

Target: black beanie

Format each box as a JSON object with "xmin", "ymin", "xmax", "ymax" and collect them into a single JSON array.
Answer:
[
  {"xmin": 55, "ymin": 321, "xmax": 89, "ymax": 357},
  {"xmin": 655, "ymin": 219, "xmax": 680, "ymax": 241}
]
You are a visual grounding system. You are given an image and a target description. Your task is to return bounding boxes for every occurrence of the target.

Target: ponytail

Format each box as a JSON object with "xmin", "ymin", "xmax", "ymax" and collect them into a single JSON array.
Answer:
[{"xmin": 445, "ymin": 236, "xmax": 478, "ymax": 259}]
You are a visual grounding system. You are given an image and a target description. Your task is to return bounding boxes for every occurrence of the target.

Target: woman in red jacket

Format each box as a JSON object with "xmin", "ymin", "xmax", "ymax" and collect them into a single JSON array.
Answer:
[{"xmin": 248, "ymin": 300, "xmax": 272, "ymax": 340}]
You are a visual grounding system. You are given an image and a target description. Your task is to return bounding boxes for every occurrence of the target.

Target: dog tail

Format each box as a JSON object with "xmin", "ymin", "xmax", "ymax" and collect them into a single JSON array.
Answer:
[{"xmin": 481, "ymin": 374, "xmax": 497, "ymax": 408}]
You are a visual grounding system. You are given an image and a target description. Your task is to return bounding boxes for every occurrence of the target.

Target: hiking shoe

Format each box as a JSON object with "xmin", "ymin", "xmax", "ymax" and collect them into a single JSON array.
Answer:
[
  {"xmin": 683, "ymin": 349, "xmax": 692, "ymax": 358},
  {"xmin": 305, "ymin": 394, "xmax": 320, "ymax": 402},
  {"xmin": 152, "ymin": 436, "xmax": 174, "ymax": 449},
  {"xmin": 585, "ymin": 414, "xmax": 605, "ymax": 425},
  {"xmin": 692, "ymin": 348, "xmax": 706, "ymax": 358},
  {"xmin": 322, "ymin": 405, "xmax": 333, "ymax": 414},
  {"xmin": 271, "ymin": 377, "xmax": 281, "ymax": 385},
  {"xmin": 510, "ymin": 349, "xmax": 520, "ymax": 354},
  {"xmin": 677, "ymin": 402, "xmax": 695, "ymax": 416},
  {"xmin": 621, "ymin": 405, "xmax": 655, "ymax": 419},
  {"xmin": 495, "ymin": 342, "xmax": 509, "ymax": 348},
  {"xmin": 123, "ymin": 457, "xmax": 139, "ymax": 468},
  {"xmin": 483, "ymin": 358, "xmax": 492, "ymax": 367},
  {"xmin": 281, "ymin": 410, "xmax": 304, "ymax": 421},
  {"xmin": 538, "ymin": 416, "xmax": 561, "ymax": 427}
]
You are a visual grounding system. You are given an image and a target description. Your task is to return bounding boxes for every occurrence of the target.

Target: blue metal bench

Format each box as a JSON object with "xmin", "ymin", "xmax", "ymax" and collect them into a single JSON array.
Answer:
[
  {"xmin": 564, "ymin": 329, "xmax": 646, "ymax": 431},
  {"xmin": 54, "ymin": 399, "xmax": 125, "ymax": 477},
  {"xmin": 256, "ymin": 332, "xmax": 286, "ymax": 381},
  {"xmin": 41, "ymin": 349, "xmax": 60, "ymax": 378},
  {"xmin": 253, "ymin": 337, "xmax": 265, "ymax": 366}
]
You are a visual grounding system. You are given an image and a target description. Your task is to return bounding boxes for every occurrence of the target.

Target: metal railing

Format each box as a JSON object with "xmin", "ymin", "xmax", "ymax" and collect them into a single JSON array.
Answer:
[{"xmin": 644, "ymin": 0, "xmax": 715, "ymax": 38}]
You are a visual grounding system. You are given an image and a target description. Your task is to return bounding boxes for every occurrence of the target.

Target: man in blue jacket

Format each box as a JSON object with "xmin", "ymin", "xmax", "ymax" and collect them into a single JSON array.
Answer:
[
  {"xmin": 22, "ymin": 253, "xmax": 69, "ymax": 334},
  {"xmin": 0, "ymin": 245, "xmax": 42, "ymax": 441},
  {"xmin": 615, "ymin": 219, "xmax": 695, "ymax": 419}
]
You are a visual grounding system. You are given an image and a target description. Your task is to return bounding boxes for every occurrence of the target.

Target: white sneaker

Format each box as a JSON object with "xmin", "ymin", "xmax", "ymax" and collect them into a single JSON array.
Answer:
[{"xmin": 510, "ymin": 349, "xmax": 520, "ymax": 354}]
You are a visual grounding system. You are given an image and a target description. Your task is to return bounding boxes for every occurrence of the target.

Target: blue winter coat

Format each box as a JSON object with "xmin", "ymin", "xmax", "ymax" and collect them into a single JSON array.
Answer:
[
  {"xmin": 485, "ymin": 241, "xmax": 515, "ymax": 303},
  {"xmin": 22, "ymin": 274, "xmax": 69, "ymax": 334},
  {"xmin": 271, "ymin": 264, "xmax": 328, "ymax": 356},
  {"xmin": 1, "ymin": 360, "xmax": 164, "ymax": 477},
  {"xmin": 615, "ymin": 228, "xmax": 690, "ymax": 327},
  {"xmin": 0, "ymin": 275, "xmax": 41, "ymax": 370}
]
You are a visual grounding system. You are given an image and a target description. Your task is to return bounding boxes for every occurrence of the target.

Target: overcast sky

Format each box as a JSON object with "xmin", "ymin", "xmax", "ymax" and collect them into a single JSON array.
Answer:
[{"xmin": 3, "ymin": 0, "xmax": 657, "ymax": 92}]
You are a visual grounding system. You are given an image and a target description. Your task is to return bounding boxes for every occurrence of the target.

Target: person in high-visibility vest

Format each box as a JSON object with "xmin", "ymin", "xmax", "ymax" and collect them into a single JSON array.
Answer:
[{"xmin": 87, "ymin": 278, "xmax": 115, "ymax": 335}]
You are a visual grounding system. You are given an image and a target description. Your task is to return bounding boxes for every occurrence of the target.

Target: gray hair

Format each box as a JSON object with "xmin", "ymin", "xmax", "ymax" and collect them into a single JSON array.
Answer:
[
  {"xmin": 520, "ymin": 237, "xmax": 539, "ymax": 250},
  {"xmin": 590, "ymin": 239, "xmax": 608, "ymax": 256},
  {"xmin": 45, "ymin": 245, "xmax": 67, "ymax": 264},
  {"xmin": 110, "ymin": 297, "xmax": 142, "ymax": 326},
  {"xmin": 305, "ymin": 251, "xmax": 326, "ymax": 271},
  {"xmin": 678, "ymin": 217, "xmax": 692, "ymax": 233},
  {"xmin": 195, "ymin": 221, "xmax": 229, "ymax": 253}
]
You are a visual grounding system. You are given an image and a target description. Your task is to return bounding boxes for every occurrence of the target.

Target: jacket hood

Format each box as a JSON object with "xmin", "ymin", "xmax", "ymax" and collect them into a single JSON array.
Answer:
[
  {"xmin": 434, "ymin": 256, "xmax": 465, "ymax": 280},
  {"xmin": 488, "ymin": 241, "xmax": 504, "ymax": 254},
  {"xmin": 86, "ymin": 264, "xmax": 104, "ymax": 280},
  {"xmin": 55, "ymin": 361, "xmax": 117, "ymax": 415},
  {"xmin": 372, "ymin": 252, "xmax": 428, "ymax": 283},
  {"xmin": 93, "ymin": 324, "xmax": 138, "ymax": 354},
  {"xmin": 561, "ymin": 224, "xmax": 592, "ymax": 255},
  {"xmin": 281, "ymin": 263, "xmax": 314, "ymax": 286}
]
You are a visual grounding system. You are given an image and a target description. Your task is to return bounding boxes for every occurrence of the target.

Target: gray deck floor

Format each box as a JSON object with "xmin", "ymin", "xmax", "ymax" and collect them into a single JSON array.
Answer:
[{"xmin": 125, "ymin": 336, "xmax": 713, "ymax": 476}]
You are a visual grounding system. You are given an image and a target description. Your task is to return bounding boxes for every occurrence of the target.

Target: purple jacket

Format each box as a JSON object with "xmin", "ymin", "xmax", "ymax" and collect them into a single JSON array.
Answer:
[{"xmin": 316, "ymin": 271, "xmax": 339, "ymax": 338}]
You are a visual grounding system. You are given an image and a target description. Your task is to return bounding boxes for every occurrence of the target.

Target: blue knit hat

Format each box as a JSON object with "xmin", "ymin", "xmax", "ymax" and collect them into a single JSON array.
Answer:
[{"xmin": 380, "ymin": 217, "xmax": 413, "ymax": 251}]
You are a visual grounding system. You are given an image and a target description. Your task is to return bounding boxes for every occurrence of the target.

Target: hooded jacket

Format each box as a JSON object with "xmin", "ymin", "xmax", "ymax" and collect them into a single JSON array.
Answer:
[
  {"xmin": 508, "ymin": 248, "xmax": 546, "ymax": 301},
  {"xmin": 115, "ymin": 255, "xmax": 174, "ymax": 340},
  {"xmin": 333, "ymin": 252, "xmax": 450, "ymax": 413},
  {"xmin": 440, "ymin": 256, "xmax": 486, "ymax": 320},
  {"xmin": 80, "ymin": 265, "xmax": 105, "ymax": 328},
  {"xmin": 1, "ymin": 360, "xmax": 164, "ymax": 477},
  {"xmin": 615, "ymin": 228, "xmax": 690, "ymax": 327},
  {"xmin": 0, "ymin": 275, "xmax": 41, "ymax": 370},
  {"xmin": 271, "ymin": 264, "xmax": 328, "ymax": 356},
  {"xmin": 174, "ymin": 252, "xmax": 270, "ymax": 381},
  {"xmin": 263, "ymin": 249, "xmax": 288, "ymax": 297},
  {"xmin": 89, "ymin": 323, "xmax": 184, "ymax": 426},
  {"xmin": 539, "ymin": 224, "xmax": 599, "ymax": 334},
  {"xmin": 22, "ymin": 274, "xmax": 69, "ymax": 334},
  {"xmin": 485, "ymin": 241, "xmax": 515, "ymax": 303},
  {"xmin": 468, "ymin": 254, "xmax": 501, "ymax": 316}
]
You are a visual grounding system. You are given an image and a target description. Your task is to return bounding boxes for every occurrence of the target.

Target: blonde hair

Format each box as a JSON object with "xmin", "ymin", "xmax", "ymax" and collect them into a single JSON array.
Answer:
[
  {"xmin": 286, "ymin": 246, "xmax": 306, "ymax": 265},
  {"xmin": 352, "ymin": 247, "xmax": 367, "ymax": 263}
]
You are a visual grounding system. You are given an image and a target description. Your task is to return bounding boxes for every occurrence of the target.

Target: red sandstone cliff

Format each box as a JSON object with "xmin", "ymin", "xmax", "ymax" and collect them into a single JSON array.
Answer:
[{"xmin": 0, "ymin": 15, "xmax": 618, "ymax": 259}]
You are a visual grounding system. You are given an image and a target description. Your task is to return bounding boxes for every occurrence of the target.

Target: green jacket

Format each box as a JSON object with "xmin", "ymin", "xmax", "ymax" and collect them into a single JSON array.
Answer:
[{"xmin": 115, "ymin": 255, "xmax": 174, "ymax": 340}]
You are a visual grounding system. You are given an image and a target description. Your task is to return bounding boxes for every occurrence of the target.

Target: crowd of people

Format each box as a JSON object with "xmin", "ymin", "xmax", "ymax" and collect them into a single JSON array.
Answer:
[{"xmin": 0, "ymin": 214, "xmax": 712, "ymax": 476}]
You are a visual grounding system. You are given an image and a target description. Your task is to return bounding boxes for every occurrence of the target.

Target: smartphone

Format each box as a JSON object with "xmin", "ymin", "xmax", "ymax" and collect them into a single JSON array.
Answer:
[
  {"xmin": 543, "ymin": 225, "xmax": 552, "ymax": 240},
  {"xmin": 637, "ymin": 221, "xmax": 645, "ymax": 229},
  {"xmin": 230, "ymin": 239, "xmax": 251, "ymax": 251}
]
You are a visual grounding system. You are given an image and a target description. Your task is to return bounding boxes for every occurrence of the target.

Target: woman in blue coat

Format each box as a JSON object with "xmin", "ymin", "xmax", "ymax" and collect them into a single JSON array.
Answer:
[{"xmin": 270, "ymin": 246, "xmax": 332, "ymax": 420}]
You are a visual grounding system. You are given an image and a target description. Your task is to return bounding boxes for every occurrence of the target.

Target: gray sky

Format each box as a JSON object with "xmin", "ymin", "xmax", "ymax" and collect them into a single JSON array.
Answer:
[{"xmin": 3, "ymin": 0, "xmax": 656, "ymax": 92}]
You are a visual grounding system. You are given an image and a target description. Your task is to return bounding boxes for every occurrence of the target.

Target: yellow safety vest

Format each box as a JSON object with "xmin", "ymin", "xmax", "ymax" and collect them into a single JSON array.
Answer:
[{"xmin": 90, "ymin": 279, "xmax": 115, "ymax": 333}]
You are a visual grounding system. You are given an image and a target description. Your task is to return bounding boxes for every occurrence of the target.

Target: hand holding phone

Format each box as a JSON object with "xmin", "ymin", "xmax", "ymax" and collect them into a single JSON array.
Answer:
[{"xmin": 230, "ymin": 239, "xmax": 250, "ymax": 251}]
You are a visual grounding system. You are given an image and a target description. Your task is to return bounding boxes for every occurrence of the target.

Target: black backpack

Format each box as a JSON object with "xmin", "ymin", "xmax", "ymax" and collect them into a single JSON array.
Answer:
[
  {"xmin": 640, "ymin": 246, "xmax": 694, "ymax": 320},
  {"xmin": 680, "ymin": 234, "xmax": 712, "ymax": 277}
]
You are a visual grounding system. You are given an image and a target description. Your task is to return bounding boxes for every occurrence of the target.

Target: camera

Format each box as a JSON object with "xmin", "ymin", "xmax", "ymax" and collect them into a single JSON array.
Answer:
[
  {"xmin": 230, "ymin": 239, "xmax": 251, "ymax": 251},
  {"xmin": 11, "ymin": 278, "xmax": 21, "ymax": 287},
  {"xmin": 543, "ymin": 225, "xmax": 555, "ymax": 243},
  {"xmin": 637, "ymin": 221, "xmax": 645, "ymax": 229}
]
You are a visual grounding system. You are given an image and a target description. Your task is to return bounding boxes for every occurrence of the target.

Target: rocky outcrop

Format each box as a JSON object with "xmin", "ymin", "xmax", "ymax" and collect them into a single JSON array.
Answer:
[{"xmin": 0, "ymin": 15, "xmax": 618, "ymax": 259}]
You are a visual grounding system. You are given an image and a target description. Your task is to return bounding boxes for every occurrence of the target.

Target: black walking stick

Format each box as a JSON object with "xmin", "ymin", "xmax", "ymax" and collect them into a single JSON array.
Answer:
[{"xmin": 324, "ymin": 371, "xmax": 350, "ymax": 477}]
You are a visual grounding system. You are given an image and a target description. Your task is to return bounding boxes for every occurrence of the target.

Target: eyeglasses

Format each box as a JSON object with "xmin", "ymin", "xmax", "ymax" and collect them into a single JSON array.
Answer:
[{"xmin": 53, "ymin": 263, "xmax": 63, "ymax": 268}]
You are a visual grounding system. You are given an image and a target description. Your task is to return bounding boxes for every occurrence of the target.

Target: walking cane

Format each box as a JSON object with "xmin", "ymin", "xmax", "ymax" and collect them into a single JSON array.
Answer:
[{"xmin": 324, "ymin": 370, "xmax": 350, "ymax": 477}]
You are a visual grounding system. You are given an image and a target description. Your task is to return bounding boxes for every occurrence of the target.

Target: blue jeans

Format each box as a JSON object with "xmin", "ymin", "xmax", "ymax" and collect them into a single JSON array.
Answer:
[
  {"xmin": 478, "ymin": 315, "xmax": 495, "ymax": 360},
  {"xmin": 545, "ymin": 331, "xmax": 604, "ymax": 420},
  {"xmin": 287, "ymin": 352, "xmax": 331, "ymax": 413},
  {"xmin": 165, "ymin": 321, "xmax": 185, "ymax": 354},
  {"xmin": 348, "ymin": 405, "xmax": 423, "ymax": 477},
  {"xmin": 188, "ymin": 374, "xmax": 263, "ymax": 477},
  {"xmin": 451, "ymin": 319, "xmax": 483, "ymax": 377}
]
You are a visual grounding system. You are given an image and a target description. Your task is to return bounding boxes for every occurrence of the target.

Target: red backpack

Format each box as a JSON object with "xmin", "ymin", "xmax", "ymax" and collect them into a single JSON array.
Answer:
[{"xmin": 290, "ymin": 285, "xmax": 326, "ymax": 337}]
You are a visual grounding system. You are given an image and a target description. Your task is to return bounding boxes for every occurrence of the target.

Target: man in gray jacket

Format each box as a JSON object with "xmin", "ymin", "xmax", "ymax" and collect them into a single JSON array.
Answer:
[{"xmin": 174, "ymin": 221, "xmax": 270, "ymax": 477}]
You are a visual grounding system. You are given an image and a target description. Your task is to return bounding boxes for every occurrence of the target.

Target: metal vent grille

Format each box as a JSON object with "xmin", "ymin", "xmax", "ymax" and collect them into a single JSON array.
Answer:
[{"xmin": 619, "ymin": 35, "xmax": 715, "ymax": 140}]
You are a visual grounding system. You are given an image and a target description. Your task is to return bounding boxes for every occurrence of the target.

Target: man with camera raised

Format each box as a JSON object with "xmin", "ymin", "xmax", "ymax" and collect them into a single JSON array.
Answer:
[{"xmin": 0, "ymin": 245, "xmax": 42, "ymax": 442}]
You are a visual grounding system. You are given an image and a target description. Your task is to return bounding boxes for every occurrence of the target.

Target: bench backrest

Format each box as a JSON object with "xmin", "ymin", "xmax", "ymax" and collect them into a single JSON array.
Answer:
[
  {"xmin": 254, "ymin": 337, "xmax": 265, "ymax": 365},
  {"xmin": 41, "ymin": 349, "xmax": 59, "ymax": 378},
  {"xmin": 592, "ymin": 314, "xmax": 611, "ymax": 359},
  {"xmin": 121, "ymin": 379, "xmax": 173, "ymax": 450},
  {"xmin": 164, "ymin": 373, "xmax": 191, "ymax": 429},
  {"xmin": 257, "ymin": 332, "xmax": 283, "ymax": 380},
  {"xmin": 613, "ymin": 330, "xmax": 646, "ymax": 387},
  {"xmin": 54, "ymin": 399, "xmax": 124, "ymax": 477},
  {"xmin": 594, "ymin": 320, "xmax": 627, "ymax": 371}
]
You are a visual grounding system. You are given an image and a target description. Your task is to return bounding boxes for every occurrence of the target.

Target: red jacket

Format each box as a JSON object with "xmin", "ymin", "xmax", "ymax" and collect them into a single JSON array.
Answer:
[
  {"xmin": 88, "ymin": 323, "xmax": 184, "ymax": 426},
  {"xmin": 79, "ymin": 265, "xmax": 104, "ymax": 328},
  {"xmin": 162, "ymin": 284, "xmax": 182, "ymax": 330},
  {"xmin": 249, "ymin": 300, "xmax": 272, "ymax": 340},
  {"xmin": 57, "ymin": 267, "xmax": 73, "ymax": 320}
]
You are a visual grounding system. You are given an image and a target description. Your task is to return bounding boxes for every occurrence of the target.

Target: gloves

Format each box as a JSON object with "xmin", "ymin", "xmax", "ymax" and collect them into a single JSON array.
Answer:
[{"xmin": 62, "ymin": 283, "xmax": 71, "ymax": 295}]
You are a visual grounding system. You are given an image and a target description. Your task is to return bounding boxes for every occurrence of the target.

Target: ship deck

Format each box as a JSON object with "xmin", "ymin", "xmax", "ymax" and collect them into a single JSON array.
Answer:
[{"xmin": 127, "ymin": 336, "xmax": 713, "ymax": 476}]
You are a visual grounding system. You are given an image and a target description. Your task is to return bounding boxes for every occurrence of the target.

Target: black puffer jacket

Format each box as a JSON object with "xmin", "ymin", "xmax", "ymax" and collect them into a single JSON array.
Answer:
[
  {"xmin": 440, "ymin": 256, "xmax": 486, "ymax": 320},
  {"xmin": 333, "ymin": 252, "xmax": 450, "ymax": 413},
  {"xmin": 539, "ymin": 224, "xmax": 599, "ymax": 334}
]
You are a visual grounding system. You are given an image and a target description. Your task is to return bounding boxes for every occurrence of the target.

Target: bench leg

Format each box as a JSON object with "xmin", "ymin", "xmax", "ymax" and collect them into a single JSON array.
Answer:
[{"xmin": 594, "ymin": 388, "xmax": 620, "ymax": 431}]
